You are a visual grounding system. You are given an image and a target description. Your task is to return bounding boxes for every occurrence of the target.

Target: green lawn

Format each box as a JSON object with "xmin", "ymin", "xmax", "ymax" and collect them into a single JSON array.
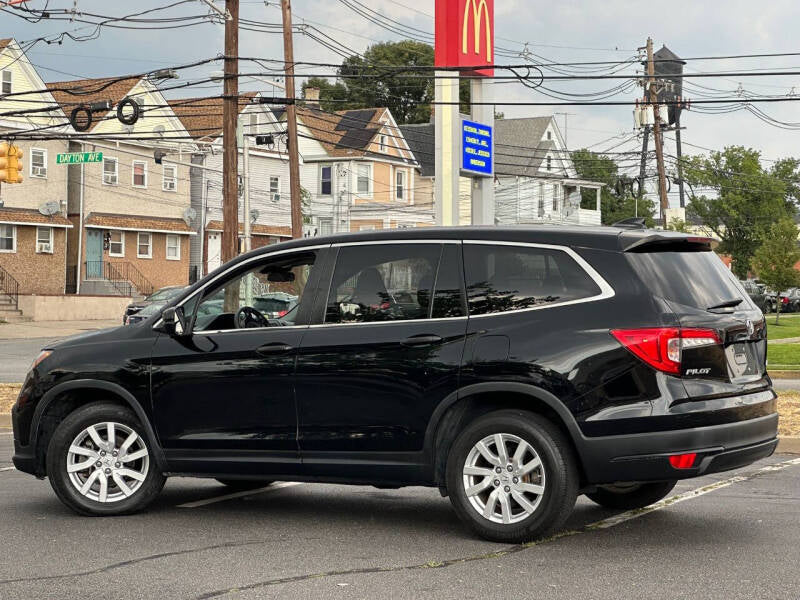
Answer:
[
  {"xmin": 768, "ymin": 343, "xmax": 800, "ymax": 370},
  {"xmin": 766, "ymin": 314, "xmax": 800, "ymax": 340}
]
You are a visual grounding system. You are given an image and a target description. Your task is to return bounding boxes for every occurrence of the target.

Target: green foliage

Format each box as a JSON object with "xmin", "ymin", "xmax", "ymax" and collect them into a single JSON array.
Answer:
[
  {"xmin": 667, "ymin": 218, "xmax": 689, "ymax": 232},
  {"xmin": 683, "ymin": 146, "xmax": 795, "ymax": 278},
  {"xmin": 572, "ymin": 149, "xmax": 656, "ymax": 226},
  {"xmin": 306, "ymin": 41, "xmax": 469, "ymax": 124},
  {"xmin": 752, "ymin": 218, "xmax": 800, "ymax": 322}
]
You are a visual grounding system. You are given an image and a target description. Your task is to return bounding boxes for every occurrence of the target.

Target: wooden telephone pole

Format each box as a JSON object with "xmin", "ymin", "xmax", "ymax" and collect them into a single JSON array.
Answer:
[
  {"xmin": 646, "ymin": 37, "xmax": 670, "ymax": 227},
  {"xmin": 281, "ymin": 0, "xmax": 304, "ymax": 239},
  {"xmin": 222, "ymin": 0, "xmax": 239, "ymax": 263}
]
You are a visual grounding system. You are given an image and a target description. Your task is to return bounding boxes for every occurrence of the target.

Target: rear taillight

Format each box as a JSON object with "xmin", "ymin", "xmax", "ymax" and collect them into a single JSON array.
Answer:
[
  {"xmin": 610, "ymin": 327, "xmax": 721, "ymax": 375},
  {"xmin": 277, "ymin": 310, "xmax": 288, "ymax": 317},
  {"xmin": 669, "ymin": 453, "xmax": 697, "ymax": 469},
  {"xmin": 782, "ymin": 297, "xmax": 789, "ymax": 305}
]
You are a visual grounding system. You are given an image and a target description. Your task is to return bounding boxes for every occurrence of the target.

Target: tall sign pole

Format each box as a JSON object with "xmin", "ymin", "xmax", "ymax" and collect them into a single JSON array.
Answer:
[
  {"xmin": 281, "ymin": 0, "xmax": 304, "ymax": 239},
  {"xmin": 222, "ymin": 0, "xmax": 239, "ymax": 263},
  {"xmin": 434, "ymin": 0, "xmax": 495, "ymax": 226}
]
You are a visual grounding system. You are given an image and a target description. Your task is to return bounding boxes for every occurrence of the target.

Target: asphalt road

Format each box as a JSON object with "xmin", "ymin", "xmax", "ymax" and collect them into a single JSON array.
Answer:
[
  {"xmin": 0, "ymin": 337, "xmax": 54, "ymax": 383},
  {"xmin": 0, "ymin": 430, "xmax": 798, "ymax": 599}
]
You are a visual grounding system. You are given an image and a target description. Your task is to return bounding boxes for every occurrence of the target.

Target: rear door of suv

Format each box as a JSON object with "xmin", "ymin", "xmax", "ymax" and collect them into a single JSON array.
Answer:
[
  {"xmin": 295, "ymin": 241, "xmax": 468, "ymax": 479},
  {"xmin": 624, "ymin": 237, "xmax": 768, "ymax": 391}
]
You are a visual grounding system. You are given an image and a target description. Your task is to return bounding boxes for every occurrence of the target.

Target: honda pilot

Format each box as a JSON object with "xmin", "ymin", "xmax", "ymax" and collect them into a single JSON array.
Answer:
[{"xmin": 11, "ymin": 226, "xmax": 778, "ymax": 542}]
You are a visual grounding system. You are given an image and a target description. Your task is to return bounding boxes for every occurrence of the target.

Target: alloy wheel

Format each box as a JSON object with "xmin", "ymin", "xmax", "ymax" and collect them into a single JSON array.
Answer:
[
  {"xmin": 66, "ymin": 422, "xmax": 149, "ymax": 503},
  {"xmin": 462, "ymin": 433, "xmax": 546, "ymax": 524}
]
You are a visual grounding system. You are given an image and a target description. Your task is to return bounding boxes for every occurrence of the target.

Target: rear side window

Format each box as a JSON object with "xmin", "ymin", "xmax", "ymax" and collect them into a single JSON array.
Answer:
[
  {"xmin": 627, "ymin": 250, "xmax": 752, "ymax": 310},
  {"xmin": 326, "ymin": 244, "xmax": 441, "ymax": 323},
  {"xmin": 464, "ymin": 243, "xmax": 602, "ymax": 316},
  {"xmin": 432, "ymin": 244, "xmax": 466, "ymax": 318}
]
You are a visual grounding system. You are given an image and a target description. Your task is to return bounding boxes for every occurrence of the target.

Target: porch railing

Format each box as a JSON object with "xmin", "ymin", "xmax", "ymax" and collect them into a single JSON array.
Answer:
[
  {"xmin": 0, "ymin": 264, "xmax": 19, "ymax": 310},
  {"xmin": 83, "ymin": 261, "xmax": 155, "ymax": 297}
]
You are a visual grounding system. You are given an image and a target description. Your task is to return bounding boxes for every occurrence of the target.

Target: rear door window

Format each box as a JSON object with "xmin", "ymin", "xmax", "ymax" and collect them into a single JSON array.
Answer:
[
  {"xmin": 627, "ymin": 250, "xmax": 754, "ymax": 310},
  {"xmin": 464, "ymin": 243, "xmax": 603, "ymax": 316},
  {"xmin": 325, "ymin": 244, "xmax": 442, "ymax": 323}
]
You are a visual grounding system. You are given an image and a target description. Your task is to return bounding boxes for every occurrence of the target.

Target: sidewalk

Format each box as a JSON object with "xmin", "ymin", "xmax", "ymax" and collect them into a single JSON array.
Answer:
[
  {"xmin": 0, "ymin": 319, "xmax": 120, "ymax": 340},
  {"xmin": 769, "ymin": 336, "xmax": 800, "ymax": 345}
]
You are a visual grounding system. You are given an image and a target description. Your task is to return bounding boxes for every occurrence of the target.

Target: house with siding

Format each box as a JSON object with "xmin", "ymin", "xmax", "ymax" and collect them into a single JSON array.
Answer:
[
  {"xmin": 401, "ymin": 116, "xmax": 604, "ymax": 226},
  {"xmin": 278, "ymin": 95, "xmax": 430, "ymax": 235},
  {"xmin": 169, "ymin": 94, "xmax": 292, "ymax": 277},
  {"xmin": 45, "ymin": 75, "xmax": 197, "ymax": 295},
  {"xmin": 0, "ymin": 38, "xmax": 74, "ymax": 309}
]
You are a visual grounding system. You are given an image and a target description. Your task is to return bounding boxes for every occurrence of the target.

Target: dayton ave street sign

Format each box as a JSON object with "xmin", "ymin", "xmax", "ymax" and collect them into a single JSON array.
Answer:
[{"xmin": 56, "ymin": 152, "xmax": 103, "ymax": 165}]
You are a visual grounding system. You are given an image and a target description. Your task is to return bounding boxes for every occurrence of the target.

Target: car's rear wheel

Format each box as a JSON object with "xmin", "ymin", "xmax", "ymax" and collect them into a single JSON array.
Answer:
[
  {"xmin": 585, "ymin": 481, "xmax": 677, "ymax": 510},
  {"xmin": 445, "ymin": 410, "xmax": 578, "ymax": 543},
  {"xmin": 215, "ymin": 479, "xmax": 273, "ymax": 491},
  {"xmin": 46, "ymin": 402, "xmax": 165, "ymax": 516}
]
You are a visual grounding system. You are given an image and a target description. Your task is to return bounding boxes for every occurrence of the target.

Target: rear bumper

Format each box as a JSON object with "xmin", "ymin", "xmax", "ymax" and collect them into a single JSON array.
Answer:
[{"xmin": 579, "ymin": 412, "xmax": 779, "ymax": 484}]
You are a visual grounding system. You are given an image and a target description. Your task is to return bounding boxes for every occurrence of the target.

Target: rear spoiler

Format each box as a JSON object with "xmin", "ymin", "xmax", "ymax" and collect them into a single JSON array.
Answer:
[{"xmin": 621, "ymin": 233, "xmax": 718, "ymax": 253}]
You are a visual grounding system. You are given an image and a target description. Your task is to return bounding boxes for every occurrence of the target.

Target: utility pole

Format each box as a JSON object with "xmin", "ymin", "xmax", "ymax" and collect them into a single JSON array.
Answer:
[
  {"xmin": 646, "ymin": 37, "xmax": 670, "ymax": 227},
  {"xmin": 281, "ymin": 0, "xmax": 303, "ymax": 239},
  {"xmin": 222, "ymin": 0, "xmax": 239, "ymax": 263},
  {"xmin": 242, "ymin": 125, "xmax": 251, "ymax": 252},
  {"xmin": 675, "ymin": 112, "xmax": 686, "ymax": 207}
]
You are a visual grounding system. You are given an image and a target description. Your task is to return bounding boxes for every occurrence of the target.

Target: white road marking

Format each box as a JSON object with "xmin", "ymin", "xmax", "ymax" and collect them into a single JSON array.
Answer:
[
  {"xmin": 0, "ymin": 467, "xmax": 15, "ymax": 472},
  {"xmin": 585, "ymin": 456, "xmax": 800, "ymax": 531},
  {"xmin": 177, "ymin": 482, "xmax": 303, "ymax": 508}
]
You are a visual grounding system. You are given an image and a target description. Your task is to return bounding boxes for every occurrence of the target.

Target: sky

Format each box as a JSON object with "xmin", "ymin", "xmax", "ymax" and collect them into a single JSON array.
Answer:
[{"xmin": 4, "ymin": 0, "xmax": 800, "ymax": 208}]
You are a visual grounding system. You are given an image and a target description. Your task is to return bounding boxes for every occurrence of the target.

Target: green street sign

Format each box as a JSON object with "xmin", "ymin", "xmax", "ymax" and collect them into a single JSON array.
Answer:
[{"xmin": 56, "ymin": 152, "xmax": 103, "ymax": 165}]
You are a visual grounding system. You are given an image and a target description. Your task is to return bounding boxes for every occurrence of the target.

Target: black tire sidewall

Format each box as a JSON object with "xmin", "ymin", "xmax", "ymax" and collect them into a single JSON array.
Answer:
[
  {"xmin": 46, "ymin": 402, "xmax": 165, "ymax": 516},
  {"xmin": 445, "ymin": 410, "xmax": 577, "ymax": 543}
]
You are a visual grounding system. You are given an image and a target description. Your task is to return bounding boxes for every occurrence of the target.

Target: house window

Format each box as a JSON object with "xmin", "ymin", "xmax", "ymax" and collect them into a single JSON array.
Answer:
[
  {"xmin": 552, "ymin": 185, "xmax": 559, "ymax": 212},
  {"xmin": 0, "ymin": 225, "xmax": 15, "ymax": 252},
  {"xmin": 132, "ymin": 161, "xmax": 147, "ymax": 188},
  {"xmin": 318, "ymin": 217, "xmax": 333, "ymax": 236},
  {"xmin": 320, "ymin": 165, "xmax": 332, "ymax": 196},
  {"xmin": 356, "ymin": 164, "xmax": 371, "ymax": 195},
  {"xmin": 546, "ymin": 157, "xmax": 552, "ymax": 171},
  {"xmin": 1, "ymin": 70, "xmax": 11, "ymax": 95},
  {"xmin": 547, "ymin": 131, "xmax": 552, "ymax": 140},
  {"xmin": 103, "ymin": 157, "xmax": 118, "ymax": 185},
  {"xmin": 109, "ymin": 231, "xmax": 124, "ymax": 257},
  {"xmin": 396, "ymin": 170, "xmax": 406, "ymax": 201},
  {"xmin": 166, "ymin": 234, "xmax": 180, "ymax": 261},
  {"xmin": 249, "ymin": 112, "xmax": 259, "ymax": 134},
  {"xmin": 30, "ymin": 148, "xmax": 47, "ymax": 178},
  {"xmin": 162, "ymin": 164, "xmax": 177, "ymax": 192},
  {"xmin": 379, "ymin": 135, "xmax": 387, "ymax": 152},
  {"xmin": 36, "ymin": 227, "xmax": 53, "ymax": 254},
  {"xmin": 137, "ymin": 232, "xmax": 152, "ymax": 258},
  {"xmin": 269, "ymin": 176, "xmax": 280, "ymax": 200}
]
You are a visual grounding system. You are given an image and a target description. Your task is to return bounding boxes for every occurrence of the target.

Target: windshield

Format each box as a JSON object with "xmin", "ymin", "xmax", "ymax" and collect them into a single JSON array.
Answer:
[
  {"xmin": 137, "ymin": 302, "xmax": 166, "ymax": 317},
  {"xmin": 146, "ymin": 287, "xmax": 182, "ymax": 302},
  {"xmin": 627, "ymin": 250, "xmax": 755, "ymax": 311}
]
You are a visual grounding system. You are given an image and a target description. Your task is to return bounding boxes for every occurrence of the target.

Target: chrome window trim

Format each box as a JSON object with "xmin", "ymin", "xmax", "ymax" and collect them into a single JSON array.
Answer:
[
  {"xmin": 153, "ymin": 244, "xmax": 327, "ymax": 331},
  {"xmin": 462, "ymin": 239, "xmax": 615, "ymax": 318},
  {"xmin": 193, "ymin": 324, "xmax": 309, "ymax": 335},
  {"xmin": 309, "ymin": 316, "xmax": 468, "ymax": 329},
  {"xmin": 331, "ymin": 239, "xmax": 461, "ymax": 247}
]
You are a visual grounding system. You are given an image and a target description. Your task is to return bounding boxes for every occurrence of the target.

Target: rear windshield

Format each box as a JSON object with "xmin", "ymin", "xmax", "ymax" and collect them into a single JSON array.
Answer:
[{"xmin": 627, "ymin": 250, "xmax": 752, "ymax": 310}]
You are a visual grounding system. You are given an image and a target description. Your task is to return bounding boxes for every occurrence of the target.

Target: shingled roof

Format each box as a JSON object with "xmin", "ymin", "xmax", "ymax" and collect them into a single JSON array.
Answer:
[
  {"xmin": 46, "ymin": 76, "xmax": 141, "ymax": 131},
  {"xmin": 0, "ymin": 39, "xmax": 12, "ymax": 52},
  {"xmin": 399, "ymin": 123, "xmax": 435, "ymax": 177},
  {"xmin": 169, "ymin": 93, "xmax": 258, "ymax": 142}
]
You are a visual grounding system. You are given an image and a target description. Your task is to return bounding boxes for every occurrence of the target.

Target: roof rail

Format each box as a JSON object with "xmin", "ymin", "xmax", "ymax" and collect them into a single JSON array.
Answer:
[{"xmin": 612, "ymin": 217, "xmax": 647, "ymax": 229}]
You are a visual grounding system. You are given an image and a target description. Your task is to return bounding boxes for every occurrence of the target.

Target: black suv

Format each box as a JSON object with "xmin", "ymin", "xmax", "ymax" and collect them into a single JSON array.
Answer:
[{"xmin": 11, "ymin": 227, "xmax": 778, "ymax": 542}]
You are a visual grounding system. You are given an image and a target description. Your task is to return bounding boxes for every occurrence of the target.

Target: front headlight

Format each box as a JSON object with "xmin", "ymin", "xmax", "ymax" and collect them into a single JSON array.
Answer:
[{"xmin": 31, "ymin": 350, "xmax": 53, "ymax": 371}]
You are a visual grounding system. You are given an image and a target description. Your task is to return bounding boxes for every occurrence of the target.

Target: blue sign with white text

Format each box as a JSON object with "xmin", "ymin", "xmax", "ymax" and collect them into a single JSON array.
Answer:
[{"xmin": 461, "ymin": 119, "xmax": 493, "ymax": 176}]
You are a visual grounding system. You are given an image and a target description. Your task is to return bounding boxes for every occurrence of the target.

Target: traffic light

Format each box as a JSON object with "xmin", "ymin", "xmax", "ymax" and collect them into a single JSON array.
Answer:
[{"xmin": 0, "ymin": 142, "xmax": 24, "ymax": 184}]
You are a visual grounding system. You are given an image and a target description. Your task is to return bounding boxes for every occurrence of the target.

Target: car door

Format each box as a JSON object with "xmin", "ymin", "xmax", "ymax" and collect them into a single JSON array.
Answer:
[
  {"xmin": 295, "ymin": 241, "xmax": 468, "ymax": 479},
  {"xmin": 150, "ymin": 245, "xmax": 325, "ymax": 476}
]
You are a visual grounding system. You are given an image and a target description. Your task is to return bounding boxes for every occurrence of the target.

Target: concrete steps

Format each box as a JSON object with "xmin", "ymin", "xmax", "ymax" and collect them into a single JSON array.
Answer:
[{"xmin": 0, "ymin": 307, "xmax": 31, "ymax": 323}]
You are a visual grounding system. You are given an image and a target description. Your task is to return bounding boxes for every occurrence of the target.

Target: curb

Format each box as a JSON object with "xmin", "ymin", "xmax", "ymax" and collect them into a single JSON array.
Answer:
[
  {"xmin": 769, "ymin": 371, "xmax": 800, "ymax": 380},
  {"xmin": 0, "ymin": 414, "xmax": 9, "ymax": 428},
  {"xmin": 778, "ymin": 436, "xmax": 800, "ymax": 455}
]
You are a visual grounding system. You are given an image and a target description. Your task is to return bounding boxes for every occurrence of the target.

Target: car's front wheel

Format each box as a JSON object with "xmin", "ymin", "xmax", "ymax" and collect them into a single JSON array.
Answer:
[
  {"xmin": 585, "ymin": 481, "xmax": 677, "ymax": 510},
  {"xmin": 46, "ymin": 402, "xmax": 165, "ymax": 516},
  {"xmin": 445, "ymin": 410, "xmax": 578, "ymax": 543}
]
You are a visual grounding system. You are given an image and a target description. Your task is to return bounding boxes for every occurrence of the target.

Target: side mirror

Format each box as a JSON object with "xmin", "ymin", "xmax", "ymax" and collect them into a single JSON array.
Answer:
[{"xmin": 161, "ymin": 306, "xmax": 189, "ymax": 337}]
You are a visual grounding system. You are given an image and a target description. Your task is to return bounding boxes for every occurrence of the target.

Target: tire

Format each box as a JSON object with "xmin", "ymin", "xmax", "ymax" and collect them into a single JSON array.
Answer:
[
  {"xmin": 215, "ymin": 479, "xmax": 273, "ymax": 491},
  {"xmin": 46, "ymin": 402, "xmax": 165, "ymax": 516},
  {"xmin": 445, "ymin": 409, "xmax": 578, "ymax": 544},
  {"xmin": 585, "ymin": 481, "xmax": 677, "ymax": 510}
]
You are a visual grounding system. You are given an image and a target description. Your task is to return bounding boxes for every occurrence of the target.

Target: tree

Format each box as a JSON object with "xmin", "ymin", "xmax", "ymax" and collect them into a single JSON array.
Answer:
[
  {"xmin": 683, "ymin": 146, "xmax": 794, "ymax": 278},
  {"xmin": 572, "ymin": 149, "xmax": 656, "ymax": 226},
  {"xmin": 308, "ymin": 41, "xmax": 469, "ymax": 124},
  {"xmin": 752, "ymin": 218, "xmax": 800, "ymax": 323},
  {"xmin": 667, "ymin": 218, "xmax": 689, "ymax": 232}
]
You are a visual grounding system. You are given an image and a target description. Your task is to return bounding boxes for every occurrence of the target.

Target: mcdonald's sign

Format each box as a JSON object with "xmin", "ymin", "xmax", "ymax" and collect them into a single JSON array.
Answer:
[{"xmin": 435, "ymin": 0, "xmax": 494, "ymax": 77}]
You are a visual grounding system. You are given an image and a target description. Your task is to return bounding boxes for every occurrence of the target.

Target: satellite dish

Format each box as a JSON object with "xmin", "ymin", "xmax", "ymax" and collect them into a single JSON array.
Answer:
[
  {"xmin": 182, "ymin": 207, "xmax": 197, "ymax": 226},
  {"xmin": 39, "ymin": 200, "xmax": 60, "ymax": 216}
]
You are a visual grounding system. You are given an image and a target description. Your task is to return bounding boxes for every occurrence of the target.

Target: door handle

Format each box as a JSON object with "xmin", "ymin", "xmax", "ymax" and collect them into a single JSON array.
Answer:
[
  {"xmin": 401, "ymin": 334, "xmax": 443, "ymax": 347},
  {"xmin": 256, "ymin": 342, "xmax": 293, "ymax": 356}
]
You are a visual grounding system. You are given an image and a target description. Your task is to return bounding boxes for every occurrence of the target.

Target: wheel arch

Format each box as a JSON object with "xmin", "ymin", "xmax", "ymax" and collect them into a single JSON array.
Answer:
[
  {"xmin": 30, "ymin": 379, "xmax": 166, "ymax": 476},
  {"xmin": 425, "ymin": 383, "xmax": 588, "ymax": 487}
]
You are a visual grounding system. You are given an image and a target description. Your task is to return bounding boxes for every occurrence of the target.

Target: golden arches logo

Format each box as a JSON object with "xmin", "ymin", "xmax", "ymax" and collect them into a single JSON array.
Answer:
[{"xmin": 462, "ymin": 0, "xmax": 492, "ymax": 63}]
